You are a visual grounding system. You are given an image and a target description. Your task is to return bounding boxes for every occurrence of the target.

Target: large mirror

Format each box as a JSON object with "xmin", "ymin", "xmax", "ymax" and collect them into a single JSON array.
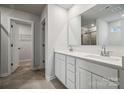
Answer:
[{"xmin": 68, "ymin": 4, "xmax": 124, "ymax": 46}]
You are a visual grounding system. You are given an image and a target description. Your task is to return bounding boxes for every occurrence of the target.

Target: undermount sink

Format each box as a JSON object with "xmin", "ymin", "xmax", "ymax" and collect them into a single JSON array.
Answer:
[{"xmin": 85, "ymin": 55, "xmax": 121, "ymax": 62}]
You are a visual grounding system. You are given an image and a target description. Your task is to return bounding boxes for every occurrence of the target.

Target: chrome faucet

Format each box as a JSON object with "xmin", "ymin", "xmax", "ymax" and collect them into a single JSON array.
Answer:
[
  {"xmin": 68, "ymin": 45, "xmax": 73, "ymax": 52},
  {"xmin": 100, "ymin": 45, "xmax": 112, "ymax": 57}
]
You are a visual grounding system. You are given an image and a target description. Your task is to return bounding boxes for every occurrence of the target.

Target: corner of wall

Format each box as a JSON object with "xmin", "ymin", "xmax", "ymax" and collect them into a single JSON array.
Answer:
[{"xmin": 45, "ymin": 74, "xmax": 56, "ymax": 81}]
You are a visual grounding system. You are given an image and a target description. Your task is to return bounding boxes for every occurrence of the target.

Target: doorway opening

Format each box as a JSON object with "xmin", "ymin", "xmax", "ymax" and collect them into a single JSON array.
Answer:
[{"xmin": 9, "ymin": 18, "xmax": 34, "ymax": 74}]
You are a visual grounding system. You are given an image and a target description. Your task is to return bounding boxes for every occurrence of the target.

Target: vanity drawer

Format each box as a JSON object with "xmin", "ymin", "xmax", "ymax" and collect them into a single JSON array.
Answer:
[
  {"xmin": 67, "ymin": 78, "xmax": 75, "ymax": 89},
  {"xmin": 67, "ymin": 70, "xmax": 75, "ymax": 82},
  {"xmin": 67, "ymin": 64, "xmax": 75, "ymax": 73},
  {"xmin": 76, "ymin": 59, "xmax": 118, "ymax": 82},
  {"xmin": 55, "ymin": 53, "xmax": 65, "ymax": 61},
  {"xmin": 67, "ymin": 56, "xmax": 75, "ymax": 65}
]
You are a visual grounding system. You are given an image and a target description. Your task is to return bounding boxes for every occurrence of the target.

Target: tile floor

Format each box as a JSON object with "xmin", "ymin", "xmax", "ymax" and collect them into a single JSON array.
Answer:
[{"xmin": 0, "ymin": 62, "xmax": 66, "ymax": 89}]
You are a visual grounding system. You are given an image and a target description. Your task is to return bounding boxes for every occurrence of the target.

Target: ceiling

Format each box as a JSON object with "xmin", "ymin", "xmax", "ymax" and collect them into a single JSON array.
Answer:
[
  {"xmin": 0, "ymin": 4, "xmax": 73, "ymax": 16},
  {"xmin": 0, "ymin": 4, "xmax": 46, "ymax": 16},
  {"xmin": 81, "ymin": 4, "xmax": 124, "ymax": 27},
  {"xmin": 57, "ymin": 4, "xmax": 73, "ymax": 10}
]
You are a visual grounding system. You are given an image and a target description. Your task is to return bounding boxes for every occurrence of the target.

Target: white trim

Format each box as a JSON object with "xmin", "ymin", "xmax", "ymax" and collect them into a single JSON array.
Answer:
[
  {"xmin": 40, "ymin": 16, "xmax": 46, "ymax": 24},
  {"xmin": 40, "ymin": 18, "xmax": 45, "ymax": 69},
  {"xmin": 32, "ymin": 67, "xmax": 40, "ymax": 70},
  {"xmin": 20, "ymin": 59, "xmax": 32, "ymax": 63},
  {"xmin": 9, "ymin": 17, "xmax": 34, "ymax": 25},
  {"xmin": 32, "ymin": 66, "xmax": 43, "ymax": 70},
  {"xmin": 46, "ymin": 75, "xmax": 56, "ymax": 81},
  {"xmin": 0, "ymin": 72, "xmax": 10, "ymax": 77},
  {"xmin": 40, "ymin": 17, "xmax": 47, "ymax": 78},
  {"xmin": 8, "ymin": 17, "xmax": 34, "ymax": 74},
  {"xmin": 0, "ymin": 12, "xmax": 1, "ymax": 76}
]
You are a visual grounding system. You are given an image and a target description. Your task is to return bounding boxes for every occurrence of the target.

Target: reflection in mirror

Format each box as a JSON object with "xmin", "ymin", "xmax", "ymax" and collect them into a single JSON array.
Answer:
[
  {"xmin": 81, "ymin": 16, "xmax": 96, "ymax": 45},
  {"xmin": 69, "ymin": 4, "xmax": 124, "ymax": 46}
]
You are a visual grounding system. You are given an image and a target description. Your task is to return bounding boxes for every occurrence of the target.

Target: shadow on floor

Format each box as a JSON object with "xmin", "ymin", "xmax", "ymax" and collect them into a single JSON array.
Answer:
[{"xmin": 51, "ymin": 79, "xmax": 67, "ymax": 89}]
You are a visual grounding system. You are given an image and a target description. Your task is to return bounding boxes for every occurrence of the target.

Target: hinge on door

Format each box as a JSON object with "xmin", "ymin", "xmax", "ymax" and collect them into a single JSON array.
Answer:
[
  {"xmin": 11, "ymin": 25, "xmax": 13, "ymax": 28},
  {"xmin": 42, "ymin": 44, "xmax": 45, "ymax": 47},
  {"xmin": 43, "ymin": 60, "xmax": 45, "ymax": 63},
  {"xmin": 11, "ymin": 44, "xmax": 13, "ymax": 47},
  {"xmin": 11, "ymin": 63, "xmax": 13, "ymax": 66}
]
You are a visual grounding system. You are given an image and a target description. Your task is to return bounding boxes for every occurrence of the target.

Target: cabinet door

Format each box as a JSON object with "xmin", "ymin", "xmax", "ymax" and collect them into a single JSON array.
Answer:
[
  {"xmin": 76, "ymin": 67, "xmax": 92, "ymax": 89},
  {"xmin": 66, "ymin": 56, "xmax": 76, "ymax": 89},
  {"xmin": 55, "ymin": 58, "xmax": 60, "ymax": 79},
  {"xmin": 92, "ymin": 74, "xmax": 118, "ymax": 89},
  {"xmin": 59, "ymin": 59, "xmax": 66, "ymax": 85},
  {"xmin": 67, "ymin": 70, "xmax": 75, "ymax": 89},
  {"xmin": 55, "ymin": 56, "xmax": 66, "ymax": 85}
]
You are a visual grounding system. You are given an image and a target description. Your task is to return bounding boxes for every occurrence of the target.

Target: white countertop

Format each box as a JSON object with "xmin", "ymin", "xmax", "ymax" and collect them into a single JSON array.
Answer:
[{"xmin": 54, "ymin": 49, "xmax": 123, "ymax": 69}]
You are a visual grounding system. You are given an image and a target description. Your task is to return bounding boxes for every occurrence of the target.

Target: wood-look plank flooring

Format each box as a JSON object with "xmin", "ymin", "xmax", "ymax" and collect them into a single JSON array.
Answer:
[{"xmin": 0, "ymin": 62, "xmax": 66, "ymax": 89}]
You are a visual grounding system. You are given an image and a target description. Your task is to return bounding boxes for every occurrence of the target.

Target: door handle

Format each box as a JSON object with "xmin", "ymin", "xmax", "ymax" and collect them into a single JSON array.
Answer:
[
  {"xmin": 11, "ymin": 63, "xmax": 13, "ymax": 66},
  {"xmin": 42, "ymin": 44, "xmax": 45, "ymax": 47},
  {"xmin": 18, "ymin": 48, "xmax": 21, "ymax": 50}
]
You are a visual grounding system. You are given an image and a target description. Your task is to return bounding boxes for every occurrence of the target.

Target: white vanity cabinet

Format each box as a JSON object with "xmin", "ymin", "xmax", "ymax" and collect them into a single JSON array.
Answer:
[
  {"xmin": 76, "ymin": 67, "xmax": 92, "ymax": 89},
  {"xmin": 66, "ymin": 56, "xmax": 76, "ymax": 89},
  {"xmin": 55, "ymin": 53, "xmax": 66, "ymax": 85},
  {"xmin": 54, "ymin": 52, "xmax": 119, "ymax": 89},
  {"xmin": 92, "ymin": 74, "xmax": 118, "ymax": 89},
  {"xmin": 76, "ymin": 59, "xmax": 119, "ymax": 89},
  {"xmin": 55, "ymin": 53, "xmax": 76, "ymax": 88}
]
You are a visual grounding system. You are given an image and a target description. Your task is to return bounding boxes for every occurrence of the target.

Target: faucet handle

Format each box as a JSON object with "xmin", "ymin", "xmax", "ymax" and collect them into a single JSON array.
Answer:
[
  {"xmin": 108, "ymin": 50, "xmax": 112, "ymax": 53},
  {"xmin": 68, "ymin": 45, "xmax": 73, "ymax": 52},
  {"xmin": 100, "ymin": 51, "xmax": 104, "ymax": 56},
  {"xmin": 102, "ymin": 44, "xmax": 106, "ymax": 49},
  {"xmin": 106, "ymin": 51, "xmax": 112, "ymax": 56}
]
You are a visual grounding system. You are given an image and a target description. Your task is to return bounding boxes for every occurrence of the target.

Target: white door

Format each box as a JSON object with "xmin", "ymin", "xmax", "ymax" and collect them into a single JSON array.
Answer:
[
  {"xmin": 55, "ymin": 58, "xmax": 66, "ymax": 85},
  {"xmin": 59, "ymin": 59, "xmax": 66, "ymax": 85},
  {"xmin": 76, "ymin": 68, "xmax": 92, "ymax": 89},
  {"xmin": 10, "ymin": 20, "xmax": 19, "ymax": 73},
  {"xmin": 55, "ymin": 54, "xmax": 66, "ymax": 85},
  {"xmin": 55, "ymin": 58, "xmax": 60, "ymax": 79},
  {"xmin": 42, "ymin": 22, "xmax": 45, "ymax": 66}
]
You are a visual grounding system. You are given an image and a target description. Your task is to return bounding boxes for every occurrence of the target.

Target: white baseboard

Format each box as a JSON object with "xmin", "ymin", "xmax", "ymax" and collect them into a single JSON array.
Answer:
[
  {"xmin": 32, "ymin": 67, "xmax": 40, "ymax": 70},
  {"xmin": 32, "ymin": 64, "xmax": 45, "ymax": 70},
  {"xmin": 20, "ymin": 59, "xmax": 32, "ymax": 62},
  {"xmin": 0, "ymin": 72, "xmax": 10, "ymax": 77},
  {"xmin": 46, "ymin": 75, "xmax": 56, "ymax": 81}
]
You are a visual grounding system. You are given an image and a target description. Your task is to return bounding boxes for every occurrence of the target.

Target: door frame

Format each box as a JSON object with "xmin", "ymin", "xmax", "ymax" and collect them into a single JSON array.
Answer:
[
  {"xmin": 0, "ymin": 12, "xmax": 1, "ymax": 75},
  {"xmin": 8, "ymin": 17, "xmax": 34, "ymax": 74},
  {"xmin": 40, "ymin": 18, "xmax": 46, "ymax": 69}
]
